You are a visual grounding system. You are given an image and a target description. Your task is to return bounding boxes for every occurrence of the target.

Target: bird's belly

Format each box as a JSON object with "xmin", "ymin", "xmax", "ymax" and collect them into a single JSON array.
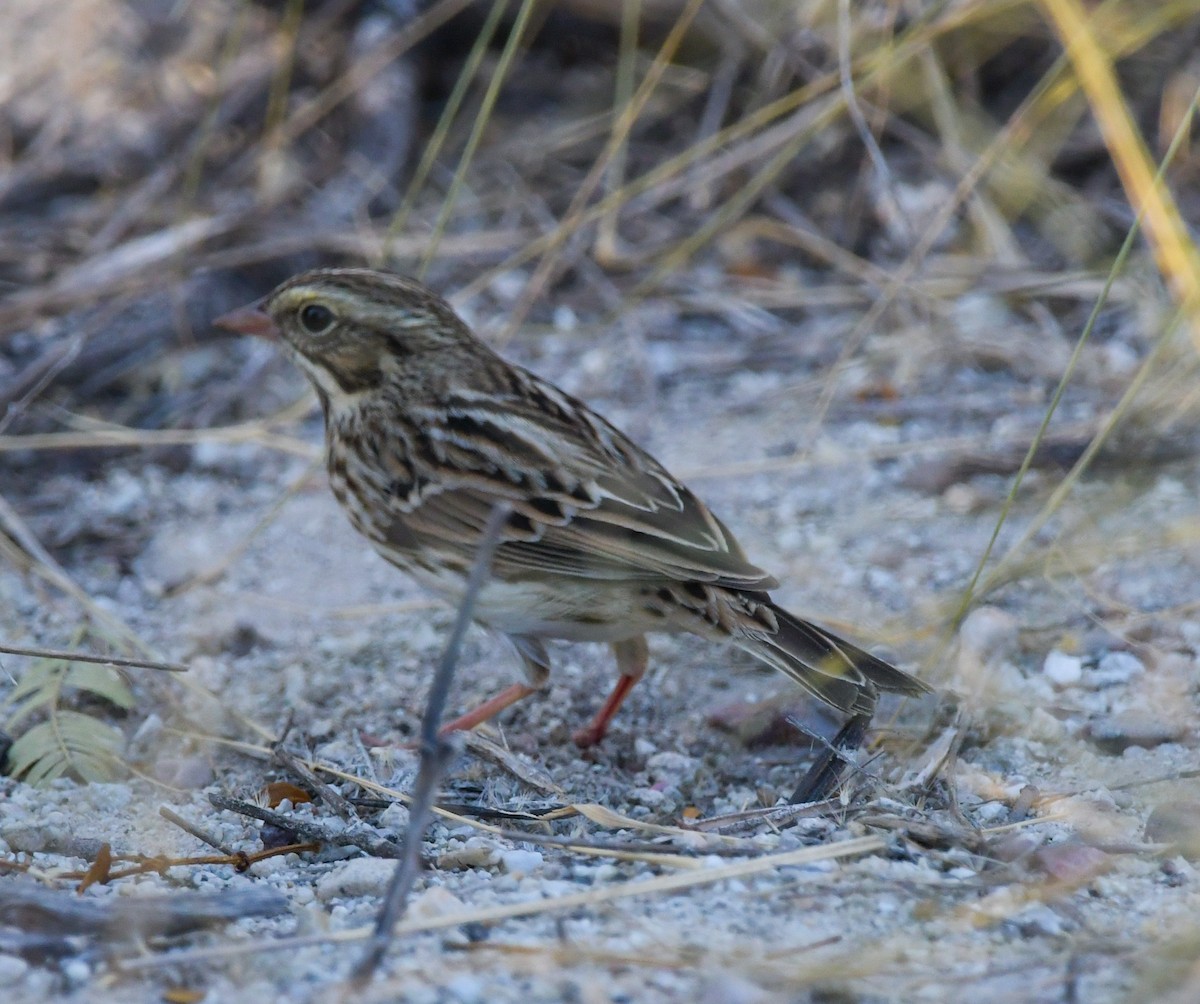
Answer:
[
  {"xmin": 404, "ymin": 567, "xmax": 654, "ymax": 643},
  {"xmin": 473, "ymin": 578, "xmax": 653, "ymax": 642},
  {"xmin": 351, "ymin": 514, "xmax": 661, "ymax": 643}
]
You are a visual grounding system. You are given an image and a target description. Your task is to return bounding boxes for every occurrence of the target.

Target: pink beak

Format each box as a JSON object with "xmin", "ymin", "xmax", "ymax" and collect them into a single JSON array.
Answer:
[{"xmin": 214, "ymin": 301, "xmax": 278, "ymax": 339}]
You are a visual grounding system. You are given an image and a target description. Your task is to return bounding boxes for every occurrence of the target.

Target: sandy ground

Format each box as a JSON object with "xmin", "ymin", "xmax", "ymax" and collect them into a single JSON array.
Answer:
[
  {"xmin": 3, "ymin": 292, "xmax": 1200, "ymax": 1003},
  {"xmin": 4, "ymin": 1, "xmax": 1200, "ymax": 999}
]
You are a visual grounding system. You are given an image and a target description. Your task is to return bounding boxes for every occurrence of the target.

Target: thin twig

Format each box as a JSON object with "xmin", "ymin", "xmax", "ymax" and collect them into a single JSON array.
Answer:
[
  {"xmin": 0, "ymin": 643, "xmax": 186, "ymax": 674},
  {"xmin": 0, "ymin": 494, "xmax": 141, "ymax": 647},
  {"xmin": 836, "ymin": 0, "xmax": 913, "ymax": 245},
  {"xmin": 353, "ymin": 502, "xmax": 511, "ymax": 983},
  {"xmin": 208, "ymin": 793, "xmax": 403, "ymax": 859},
  {"xmin": 159, "ymin": 806, "xmax": 236, "ymax": 856},
  {"xmin": 459, "ymin": 731, "xmax": 564, "ymax": 797},
  {"xmin": 272, "ymin": 742, "xmax": 353, "ymax": 819}
]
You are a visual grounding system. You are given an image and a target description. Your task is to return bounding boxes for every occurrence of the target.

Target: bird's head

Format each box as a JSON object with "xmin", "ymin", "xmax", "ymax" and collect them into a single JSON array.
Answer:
[{"xmin": 215, "ymin": 268, "xmax": 470, "ymax": 401}]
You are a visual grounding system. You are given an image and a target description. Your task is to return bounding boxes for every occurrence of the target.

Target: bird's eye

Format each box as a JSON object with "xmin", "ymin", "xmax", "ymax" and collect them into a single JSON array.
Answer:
[{"xmin": 298, "ymin": 303, "xmax": 335, "ymax": 334}]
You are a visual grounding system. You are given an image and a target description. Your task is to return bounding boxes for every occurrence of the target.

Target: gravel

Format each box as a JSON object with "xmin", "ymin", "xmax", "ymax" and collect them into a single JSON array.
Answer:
[{"xmin": 3, "ymin": 294, "xmax": 1199, "ymax": 1004}]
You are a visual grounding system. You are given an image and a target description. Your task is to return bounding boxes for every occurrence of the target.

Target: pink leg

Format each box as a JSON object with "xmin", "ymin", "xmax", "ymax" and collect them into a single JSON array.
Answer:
[
  {"xmin": 439, "ymin": 635, "xmax": 550, "ymax": 737},
  {"xmin": 440, "ymin": 683, "xmax": 539, "ymax": 736},
  {"xmin": 572, "ymin": 636, "xmax": 649, "ymax": 748}
]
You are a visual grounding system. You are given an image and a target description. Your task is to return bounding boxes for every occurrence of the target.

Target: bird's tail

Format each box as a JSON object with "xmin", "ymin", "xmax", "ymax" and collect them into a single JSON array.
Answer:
[{"xmin": 731, "ymin": 601, "xmax": 930, "ymax": 717}]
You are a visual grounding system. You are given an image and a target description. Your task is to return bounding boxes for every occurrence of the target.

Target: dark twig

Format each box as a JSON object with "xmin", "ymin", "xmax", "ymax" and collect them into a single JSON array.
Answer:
[
  {"xmin": 684, "ymin": 799, "xmax": 842, "ymax": 836},
  {"xmin": 207, "ymin": 793, "xmax": 404, "ymax": 859},
  {"xmin": 272, "ymin": 742, "xmax": 354, "ymax": 819},
  {"xmin": 0, "ymin": 642, "xmax": 186, "ymax": 673},
  {"xmin": 353, "ymin": 502, "xmax": 511, "ymax": 983},
  {"xmin": 484, "ymin": 828, "xmax": 758, "ymax": 859},
  {"xmin": 0, "ymin": 880, "xmax": 289, "ymax": 942},
  {"xmin": 789, "ymin": 713, "xmax": 871, "ymax": 805}
]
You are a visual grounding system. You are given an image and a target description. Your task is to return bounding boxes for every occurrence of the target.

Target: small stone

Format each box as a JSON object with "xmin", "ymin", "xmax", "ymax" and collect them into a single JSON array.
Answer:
[
  {"xmin": 445, "ymin": 973, "xmax": 485, "ymax": 1003},
  {"xmin": 1043, "ymin": 650, "xmax": 1083, "ymax": 687},
  {"xmin": 1032, "ymin": 842, "xmax": 1112, "ymax": 883},
  {"xmin": 315, "ymin": 857, "xmax": 396, "ymax": 901},
  {"xmin": 1145, "ymin": 800, "xmax": 1200, "ymax": 858},
  {"xmin": 1013, "ymin": 903, "xmax": 1067, "ymax": 938},
  {"xmin": 629, "ymin": 787, "xmax": 668, "ymax": 809},
  {"xmin": 191, "ymin": 440, "xmax": 261, "ymax": 475},
  {"xmin": 499, "ymin": 849, "xmax": 543, "ymax": 875},
  {"xmin": 0, "ymin": 955, "xmax": 29, "ymax": 985},
  {"xmin": 645, "ymin": 751, "xmax": 701, "ymax": 785},
  {"xmin": 552, "ymin": 305, "xmax": 577, "ymax": 332},
  {"xmin": 1087, "ymin": 710, "xmax": 1186, "ymax": 755},
  {"xmin": 706, "ymin": 694, "xmax": 814, "ymax": 746},
  {"xmin": 974, "ymin": 801, "xmax": 1009, "ymax": 825},
  {"xmin": 408, "ymin": 885, "xmax": 466, "ymax": 920},
  {"xmin": 1026, "ymin": 707, "xmax": 1068, "ymax": 743},
  {"xmin": 700, "ymin": 973, "xmax": 773, "ymax": 1004},
  {"xmin": 633, "ymin": 737, "xmax": 658, "ymax": 758},
  {"xmin": 438, "ymin": 837, "xmax": 497, "ymax": 871},
  {"xmin": 943, "ymin": 482, "xmax": 987, "ymax": 515},
  {"xmin": 1092, "ymin": 651, "xmax": 1145, "ymax": 687},
  {"xmin": 378, "ymin": 802, "xmax": 410, "ymax": 831},
  {"xmin": 152, "ymin": 756, "xmax": 214, "ymax": 789},
  {"xmin": 62, "ymin": 958, "xmax": 90, "ymax": 986},
  {"xmin": 958, "ymin": 606, "xmax": 1020, "ymax": 665}
]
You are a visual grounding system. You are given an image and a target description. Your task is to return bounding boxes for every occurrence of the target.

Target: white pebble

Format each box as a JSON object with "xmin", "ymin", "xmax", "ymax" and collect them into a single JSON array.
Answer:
[
  {"xmin": 1043, "ymin": 650, "xmax": 1083, "ymax": 687},
  {"xmin": 315, "ymin": 857, "xmax": 396, "ymax": 902},
  {"xmin": 958, "ymin": 606, "xmax": 1019, "ymax": 664},
  {"xmin": 0, "ymin": 955, "xmax": 28, "ymax": 985},
  {"xmin": 1094, "ymin": 651, "xmax": 1145, "ymax": 685},
  {"xmin": 500, "ymin": 849, "xmax": 543, "ymax": 875},
  {"xmin": 446, "ymin": 973, "xmax": 485, "ymax": 1003},
  {"xmin": 408, "ymin": 886, "xmax": 466, "ymax": 919},
  {"xmin": 552, "ymin": 305, "xmax": 577, "ymax": 332},
  {"xmin": 633, "ymin": 737, "xmax": 658, "ymax": 758},
  {"xmin": 378, "ymin": 802, "xmax": 410, "ymax": 831},
  {"xmin": 62, "ymin": 959, "xmax": 90, "ymax": 985}
]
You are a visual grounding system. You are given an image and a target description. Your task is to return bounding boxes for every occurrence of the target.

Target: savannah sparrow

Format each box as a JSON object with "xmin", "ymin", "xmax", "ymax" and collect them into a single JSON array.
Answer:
[{"xmin": 216, "ymin": 268, "xmax": 928, "ymax": 748}]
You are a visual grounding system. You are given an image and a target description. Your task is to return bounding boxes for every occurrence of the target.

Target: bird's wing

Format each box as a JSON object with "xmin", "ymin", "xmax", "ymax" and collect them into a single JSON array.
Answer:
[{"xmin": 388, "ymin": 374, "xmax": 778, "ymax": 589}]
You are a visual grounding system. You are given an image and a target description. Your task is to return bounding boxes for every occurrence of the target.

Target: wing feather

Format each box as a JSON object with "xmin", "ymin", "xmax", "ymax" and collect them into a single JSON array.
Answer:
[{"xmin": 377, "ymin": 371, "xmax": 777, "ymax": 589}]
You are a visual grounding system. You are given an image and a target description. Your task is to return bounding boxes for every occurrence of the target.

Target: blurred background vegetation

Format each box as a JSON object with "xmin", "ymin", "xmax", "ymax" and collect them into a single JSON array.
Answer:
[{"xmin": 1, "ymin": 0, "xmax": 1196, "ymax": 442}]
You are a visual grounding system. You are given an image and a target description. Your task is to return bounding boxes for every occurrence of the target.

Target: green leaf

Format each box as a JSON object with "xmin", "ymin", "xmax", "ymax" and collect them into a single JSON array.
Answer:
[
  {"xmin": 4, "ymin": 689, "xmax": 58, "ymax": 731},
  {"xmin": 6, "ymin": 711, "xmax": 125, "ymax": 785},
  {"xmin": 3, "ymin": 660, "xmax": 62, "ymax": 708},
  {"xmin": 6, "ymin": 722, "xmax": 63, "ymax": 781},
  {"xmin": 64, "ymin": 663, "xmax": 135, "ymax": 709}
]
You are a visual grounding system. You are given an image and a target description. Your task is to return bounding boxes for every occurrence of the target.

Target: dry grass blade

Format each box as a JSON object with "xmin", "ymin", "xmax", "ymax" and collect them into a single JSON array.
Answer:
[
  {"xmin": 497, "ymin": 0, "xmax": 705, "ymax": 340},
  {"xmin": 956, "ymin": 87, "xmax": 1199, "ymax": 615},
  {"xmin": 418, "ymin": 0, "xmax": 537, "ymax": 279},
  {"xmin": 1039, "ymin": 0, "xmax": 1200, "ymax": 343},
  {"xmin": 0, "ymin": 419, "xmax": 317, "ymax": 459},
  {"xmin": 0, "ymin": 493, "xmax": 143, "ymax": 648},
  {"xmin": 273, "ymin": 0, "xmax": 476, "ymax": 150},
  {"xmin": 381, "ymin": 0, "xmax": 510, "ymax": 257}
]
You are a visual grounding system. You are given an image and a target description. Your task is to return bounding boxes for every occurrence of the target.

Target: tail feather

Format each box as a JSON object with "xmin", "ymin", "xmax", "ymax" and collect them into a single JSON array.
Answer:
[{"xmin": 735, "ymin": 602, "xmax": 929, "ymax": 716}]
